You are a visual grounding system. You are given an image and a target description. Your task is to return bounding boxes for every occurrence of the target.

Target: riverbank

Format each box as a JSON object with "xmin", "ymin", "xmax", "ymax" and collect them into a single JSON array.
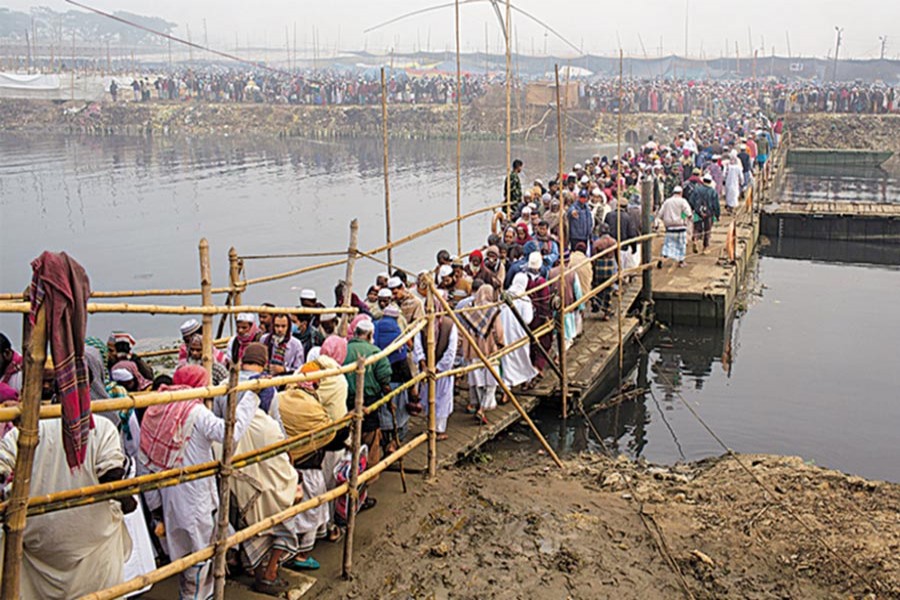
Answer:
[
  {"xmin": 0, "ymin": 98, "xmax": 684, "ymax": 142},
  {"xmin": 306, "ymin": 448, "xmax": 897, "ymax": 599},
  {"xmin": 787, "ymin": 113, "xmax": 900, "ymax": 168}
]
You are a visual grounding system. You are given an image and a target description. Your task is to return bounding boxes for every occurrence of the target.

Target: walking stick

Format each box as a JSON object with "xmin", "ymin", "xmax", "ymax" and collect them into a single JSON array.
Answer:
[{"xmin": 386, "ymin": 398, "xmax": 408, "ymax": 493}]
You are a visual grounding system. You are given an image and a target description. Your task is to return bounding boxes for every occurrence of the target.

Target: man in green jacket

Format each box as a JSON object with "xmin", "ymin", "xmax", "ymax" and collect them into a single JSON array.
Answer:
[{"xmin": 344, "ymin": 318, "xmax": 392, "ymax": 474}]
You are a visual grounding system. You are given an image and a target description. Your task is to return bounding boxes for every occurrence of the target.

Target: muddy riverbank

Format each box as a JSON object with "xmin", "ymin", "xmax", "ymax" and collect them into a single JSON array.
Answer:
[
  {"xmin": 304, "ymin": 449, "xmax": 898, "ymax": 600},
  {"xmin": 0, "ymin": 98, "xmax": 684, "ymax": 142}
]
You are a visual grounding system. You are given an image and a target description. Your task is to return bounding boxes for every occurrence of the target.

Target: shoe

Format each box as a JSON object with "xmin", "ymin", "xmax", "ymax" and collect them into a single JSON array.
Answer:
[{"xmin": 285, "ymin": 557, "xmax": 320, "ymax": 571}]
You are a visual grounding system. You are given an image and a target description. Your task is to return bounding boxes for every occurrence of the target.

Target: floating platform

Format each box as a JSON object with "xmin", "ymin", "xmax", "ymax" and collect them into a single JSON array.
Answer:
[
  {"xmin": 787, "ymin": 148, "xmax": 893, "ymax": 169},
  {"xmin": 651, "ymin": 209, "xmax": 759, "ymax": 327},
  {"xmin": 400, "ymin": 285, "xmax": 643, "ymax": 472},
  {"xmin": 760, "ymin": 202, "xmax": 900, "ymax": 245}
]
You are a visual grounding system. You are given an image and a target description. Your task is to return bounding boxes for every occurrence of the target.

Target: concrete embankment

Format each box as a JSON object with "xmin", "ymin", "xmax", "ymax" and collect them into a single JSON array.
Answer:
[
  {"xmin": 0, "ymin": 98, "xmax": 687, "ymax": 143},
  {"xmin": 787, "ymin": 113, "xmax": 900, "ymax": 168}
]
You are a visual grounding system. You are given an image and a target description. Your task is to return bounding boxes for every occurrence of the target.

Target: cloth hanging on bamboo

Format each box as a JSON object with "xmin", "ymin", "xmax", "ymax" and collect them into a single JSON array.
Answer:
[{"xmin": 30, "ymin": 251, "xmax": 93, "ymax": 469}]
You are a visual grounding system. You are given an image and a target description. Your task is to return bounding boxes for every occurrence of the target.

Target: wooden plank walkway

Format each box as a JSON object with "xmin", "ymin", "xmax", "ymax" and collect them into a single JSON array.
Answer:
[
  {"xmin": 651, "ymin": 208, "xmax": 758, "ymax": 326},
  {"xmin": 763, "ymin": 201, "xmax": 900, "ymax": 217},
  {"xmin": 760, "ymin": 201, "xmax": 900, "ymax": 244},
  {"xmin": 398, "ymin": 284, "xmax": 642, "ymax": 473}
]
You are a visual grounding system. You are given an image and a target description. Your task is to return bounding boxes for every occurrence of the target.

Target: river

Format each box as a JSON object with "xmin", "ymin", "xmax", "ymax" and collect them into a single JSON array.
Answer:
[{"xmin": 1, "ymin": 134, "xmax": 898, "ymax": 482}]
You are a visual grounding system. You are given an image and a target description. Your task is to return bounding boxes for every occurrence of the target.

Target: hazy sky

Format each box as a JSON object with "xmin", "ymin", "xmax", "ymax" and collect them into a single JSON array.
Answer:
[{"xmin": 6, "ymin": 0, "xmax": 900, "ymax": 59}]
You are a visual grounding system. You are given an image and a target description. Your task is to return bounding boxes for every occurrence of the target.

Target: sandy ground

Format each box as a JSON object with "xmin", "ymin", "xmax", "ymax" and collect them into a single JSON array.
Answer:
[
  {"xmin": 139, "ymin": 444, "xmax": 898, "ymax": 599},
  {"xmin": 290, "ymin": 448, "xmax": 897, "ymax": 600}
]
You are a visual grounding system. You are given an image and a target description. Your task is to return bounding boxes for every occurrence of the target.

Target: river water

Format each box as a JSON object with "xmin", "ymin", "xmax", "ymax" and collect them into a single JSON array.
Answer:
[{"xmin": 2, "ymin": 134, "xmax": 898, "ymax": 482}]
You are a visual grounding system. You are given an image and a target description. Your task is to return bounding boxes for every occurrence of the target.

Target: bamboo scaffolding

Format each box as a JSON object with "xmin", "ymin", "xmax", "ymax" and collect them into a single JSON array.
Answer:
[
  {"xmin": 212, "ymin": 363, "xmax": 240, "ymax": 599},
  {"xmin": 239, "ymin": 250, "xmax": 348, "ymax": 261},
  {"xmin": 504, "ymin": 0, "xmax": 512, "ymax": 219},
  {"xmin": 9, "ymin": 375, "xmax": 424, "ymax": 519},
  {"xmin": 0, "ymin": 302, "xmax": 358, "ymax": 316},
  {"xmin": 80, "ymin": 433, "xmax": 428, "ymax": 600},
  {"xmin": 138, "ymin": 337, "xmax": 227, "ymax": 359},
  {"xmin": 616, "ymin": 50, "xmax": 625, "ymax": 384},
  {"xmin": 429, "ymin": 281, "xmax": 563, "ymax": 468},
  {"xmin": 234, "ymin": 257, "xmax": 349, "ymax": 287},
  {"xmin": 425, "ymin": 278, "xmax": 437, "ymax": 478},
  {"xmin": 0, "ymin": 287, "xmax": 235, "ymax": 301},
  {"xmin": 0, "ymin": 321, "xmax": 426, "ymax": 423},
  {"xmin": 0, "ymin": 305, "xmax": 46, "ymax": 600},
  {"xmin": 381, "ymin": 67, "xmax": 394, "ymax": 272},
  {"xmin": 199, "ymin": 238, "xmax": 214, "ymax": 377},
  {"xmin": 342, "ymin": 358, "xmax": 366, "ymax": 578},
  {"xmin": 339, "ymin": 219, "xmax": 360, "ymax": 337},
  {"xmin": 554, "ymin": 64, "xmax": 569, "ymax": 420},
  {"xmin": 454, "ymin": 0, "xmax": 463, "ymax": 256},
  {"xmin": 436, "ymin": 321, "xmax": 554, "ymax": 380}
]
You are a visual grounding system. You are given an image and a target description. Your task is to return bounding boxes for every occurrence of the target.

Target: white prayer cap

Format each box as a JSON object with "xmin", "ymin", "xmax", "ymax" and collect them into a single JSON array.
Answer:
[
  {"xmin": 591, "ymin": 187, "xmax": 602, "ymax": 197},
  {"xmin": 180, "ymin": 318, "xmax": 201, "ymax": 336},
  {"xmin": 236, "ymin": 312, "xmax": 256, "ymax": 324},
  {"xmin": 541, "ymin": 193, "xmax": 552, "ymax": 202},
  {"xmin": 387, "ymin": 277, "xmax": 403, "ymax": 289},
  {"xmin": 523, "ymin": 189, "xmax": 533, "ymax": 198},
  {"xmin": 355, "ymin": 318, "xmax": 375, "ymax": 334},
  {"xmin": 111, "ymin": 368, "xmax": 134, "ymax": 383},
  {"xmin": 574, "ymin": 163, "xmax": 583, "ymax": 170},
  {"xmin": 320, "ymin": 313, "xmax": 337, "ymax": 322},
  {"xmin": 528, "ymin": 251, "xmax": 543, "ymax": 270},
  {"xmin": 580, "ymin": 175, "xmax": 589, "ymax": 184},
  {"xmin": 521, "ymin": 205, "xmax": 532, "ymax": 215},
  {"xmin": 383, "ymin": 305, "xmax": 401, "ymax": 318},
  {"xmin": 673, "ymin": 185, "xmax": 683, "ymax": 193},
  {"xmin": 377, "ymin": 288, "xmax": 392, "ymax": 299},
  {"xmin": 438, "ymin": 265, "xmax": 453, "ymax": 279},
  {"xmin": 702, "ymin": 173, "xmax": 713, "ymax": 184},
  {"xmin": 534, "ymin": 178, "xmax": 544, "ymax": 186},
  {"xmin": 299, "ymin": 289, "xmax": 317, "ymax": 300},
  {"xmin": 377, "ymin": 272, "xmax": 390, "ymax": 279}
]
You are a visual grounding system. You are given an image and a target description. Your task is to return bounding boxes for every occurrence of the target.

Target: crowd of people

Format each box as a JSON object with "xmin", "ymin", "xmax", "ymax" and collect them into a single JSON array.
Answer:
[
  {"xmin": 578, "ymin": 79, "xmax": 897, "ymax": 115},
  {"xmin": 0, "ymin": 99, "xmax": 779, "ymax": 598},
  {"xmin": 109, "ymin": 68, "xmax": 489, "ymax": 106},
  {"xmin": 108, "ymin": 68, "xmax": 897, "ymax": 117}
]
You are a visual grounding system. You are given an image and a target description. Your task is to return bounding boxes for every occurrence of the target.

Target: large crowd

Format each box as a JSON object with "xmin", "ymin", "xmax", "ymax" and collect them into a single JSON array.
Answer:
[
  {"xmin": 109, "ymin": 69, "xmax": 490, "ymax": 106},
  {"xmin": 0, "ymin": 96, "xmax": 781, "ymax": 597}
]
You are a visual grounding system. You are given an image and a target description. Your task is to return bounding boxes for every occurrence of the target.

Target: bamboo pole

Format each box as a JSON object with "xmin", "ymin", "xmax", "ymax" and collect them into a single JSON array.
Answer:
[
  {"xmin": 454, "ymin": 0, "xmax": 463, "ymax": 256},
  {"xmin": 381, "ymin": 67, "xmax": 393, "ymax": 272},
  {"xmin": 0, "ymin": 287, "xmax": 235, "ymax": 301},
  {"xmin": 429, "ymin": 281, "xmax": 563, "ymax": 468},
  {"xmin": 342, "ymin": 358, "xmax": 366, "ymax": 579},
  {"xmin": 212, "ymin": 363, "xmax": 240, "ymax": 599},
  {"xmin": 425, "ymin": 277, "xmax": 437, "ymax": 478},
  {"xmin": 242, "ymin": 257, "xmax": 348, "ymax": 287},
  {"xmin": 228, "ymin": 247, "xmax": 243, "ymax": 306},
  {"xmin": 339, "ymin": 219, "xmax": 360, "ymax": 337},
  {"xmin": 80, "ymin": 434, "xmax": 427, "ymax": 600},
  {"xmin": 199, "ymin": 238, "xmax": 214, "ymax": 377},
  {"xmin": 0, "ymin": 302, "xmax": 357, "ymax": 316},
  {"xmin": 1, "ymin": 304, "xmax": 46, "ymax": 600},
  {"xmin": 554, "ymin": 64, "xmax": 569, "ymax": 420},
  {"xmin": 616, "ymin": 50, "xmax": 625, "ymax": 385},
  {"xmin": 367, "ymin": 203, "xmax": 502, "ymax": 258},
  {"xmin": 504, "ymin": 0, "xmax": 512, "ymax": 220},
  {"xmin": 0, "ymin": 321, "xmax": 426, "ymax": 423}
]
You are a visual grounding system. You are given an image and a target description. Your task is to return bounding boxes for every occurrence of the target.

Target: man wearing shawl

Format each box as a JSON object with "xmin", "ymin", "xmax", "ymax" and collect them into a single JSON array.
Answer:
[
  {"xmin": 0, "ymin": 332, "xmax": 23, "ymax": 393},
  {"xmin": 549, "ymin": 258, "xmax": 585, "ymax": 348},
  {"xmin": 179, "ymin": 334, "xmax": 229, "ymax": 385},
  {"xmin": 412, "ymin": 299, "xmax": 458, "ymax": 440},
  {"xmin": 499, "ymin": 274, "xmax": 539, "ymax": 391},
  {"xmin": 176, "ymin": 319, "xmax": 226, "ymax": 364},
  {"xmin": 459, "ymin": 285, "xmax": 505, "ymax": 423},
  {"xmin": 373, "ymin": 305, "xmax": 412, "ymax": 451},
  {"xmin": 227, "ymin": 312, "xmax": 262, "ymax": 365},
  {"xmin": 106, "ymin": 330, "xmax": 155, "ymax": 382},
  {"xmin": 524, "ymin": 253, "xmax": 553, "ymax": 378},
  {"xmin": 260, "ymin": 314, "xmax": 304, "ymax": 375},
  {"xmin": 139, "ymin": 364, "xmax": 258, "ymax": 600}
]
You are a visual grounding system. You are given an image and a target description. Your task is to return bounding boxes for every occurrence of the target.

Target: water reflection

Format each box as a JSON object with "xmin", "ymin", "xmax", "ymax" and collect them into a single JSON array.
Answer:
[{"xmin": 782, "ymin": 166, "xmax": 900, "ymax": 204}]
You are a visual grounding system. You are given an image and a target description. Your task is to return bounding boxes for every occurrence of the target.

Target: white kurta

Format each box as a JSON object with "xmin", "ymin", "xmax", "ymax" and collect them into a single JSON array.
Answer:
[
  {"xmin": 500, "ymin": 298, "xmax": 539, "ymax": 387},
  {"xmin": 724, "ymin": 162, "xmax": 743, "ymax": 209},
  {"xmin": 158, "ymin": 395, "xmax": 257, "ymax": 560},
  {"xmin": 413, "ymin": 325, "xmax": 458, "ymax": 431},
  {"xmin": 0, "ymin": 418, "xmax": 131, "ymax": 600}
]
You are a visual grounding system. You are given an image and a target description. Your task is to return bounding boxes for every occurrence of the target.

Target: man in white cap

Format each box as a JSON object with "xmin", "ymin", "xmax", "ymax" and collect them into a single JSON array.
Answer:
[
  {"xmin": 178, "ymin": 318, "xmax": 202, "ymax": 362},
  {"xmin": 654, "ymin": 185, "xmax": 693, "ymax": 268},
  {"xmin": 375, "ymin": 272, "xmax": 390, "ymax": 289},
  {"xmin": 299, "ymin": 289, "xmax": 325, "ymax": 329},
  {"xmin": 436, "ymin": 265, "xmax": 455, "ymax": 292},
  {"xmin": 687, "ymin": 173, "xmax": 720, "ymax": 254},
  {"xmin": 227, "ymin": 312, "xmax": 261, "ymax": 364},
  {"xmin": 388, "ymin": 276, "xmax": 424, "ymax": 324}
]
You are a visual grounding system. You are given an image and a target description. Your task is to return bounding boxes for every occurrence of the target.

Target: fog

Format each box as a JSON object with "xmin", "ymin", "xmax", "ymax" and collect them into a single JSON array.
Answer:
[{"xmin": 3, "ymin": 0, "xmax": 900, "ymax": 59}]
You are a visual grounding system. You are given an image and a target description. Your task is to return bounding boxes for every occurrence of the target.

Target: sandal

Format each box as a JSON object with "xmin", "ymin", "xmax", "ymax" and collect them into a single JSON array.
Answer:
[
  {"xmin": 327, "ymin": 524, "xmax": 344, "ymax": 543},
  {"xmin": 360, "ymin": 497, "xmax": 378, "ymax": 512},
  {"xmin": 285, "ymin": 557, "xmax": 320, "ymax": 571},
  {"xmin": 252, "ymin": 577, "xmax": 291, "ymax": 594},
  {"xmin": 498, "ymin": 395, "xmax": 510, "ymax": 405},
  {"xmin": 475, "ymin": 411, "xmax": 489, "ymax": 425},
  {"xmin": 465, "ymin": 404, "xmax": 477, "ymax": 414},
  {"xmin": 436, "ymin": 433, "xmax": 449, "ymax": 441}
]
